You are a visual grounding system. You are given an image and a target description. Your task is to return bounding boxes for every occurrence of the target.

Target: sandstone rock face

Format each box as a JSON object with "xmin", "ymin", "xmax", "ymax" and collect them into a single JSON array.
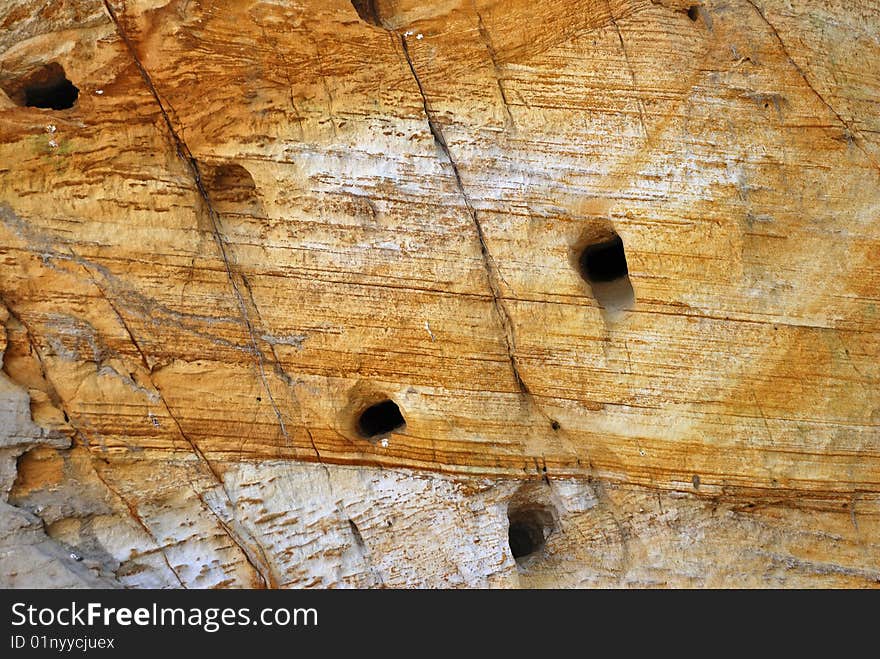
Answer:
[{"xmin": 0, "ymin": 0, "xmax": 878, "ymax": 588}]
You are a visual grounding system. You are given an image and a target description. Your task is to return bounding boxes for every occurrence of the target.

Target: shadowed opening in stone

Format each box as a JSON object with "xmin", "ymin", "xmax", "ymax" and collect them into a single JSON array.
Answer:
[
  {"xmin": 574, "ymin": 230, "xmax": 635, "ymax": 314},
  {"xmin": 5, "ymin": 63, "xmax": 79, "ymax": 110},
  {"xmin": 507, "ymin": 506, "xmax": 554, "ymax": 561},
  {"xmin": 350, "ymin": 0, "xmax": 382, "ymax": 26},
  {"xmin": 687, "ymin": 5, "xmax": 700, "ymax": 21},
  {"xmin": 508, "ymin": 521, "xmax": 541, "ymax": 558},
  {"xmin": 578, "ymin": 234, "xmax": 628, "ymax": 283},
  {"xmin": 201, "ymin": 161, "xmax": 261, "ymax": 214},
  {"xmin": 357, "ymin": 399, "xmax": 405, "ymax": 439}
]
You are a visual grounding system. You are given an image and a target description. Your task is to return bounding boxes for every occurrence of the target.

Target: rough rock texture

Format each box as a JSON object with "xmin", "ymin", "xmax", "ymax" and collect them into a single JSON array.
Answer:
[{"xmin": 0, "ymin": 0, "xmax": 878, "ymax": 587}]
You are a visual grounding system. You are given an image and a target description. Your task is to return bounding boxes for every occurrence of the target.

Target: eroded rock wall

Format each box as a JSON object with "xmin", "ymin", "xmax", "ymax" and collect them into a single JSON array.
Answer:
[{"xmin": 0, "ymin": 0, "xmax": 878, "ymax": 587}]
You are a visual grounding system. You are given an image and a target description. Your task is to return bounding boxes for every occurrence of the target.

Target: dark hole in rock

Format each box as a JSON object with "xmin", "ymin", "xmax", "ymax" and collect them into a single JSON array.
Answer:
[
  {"xmin": 579, "ymin": 234, "xmax": 628, "ymax": 282},
  {"xmin": 201, "ymin": 162, "xmax": 260, "ymax": 213},
  {"xmin": 507, "ymin": 506, "xmax": 555, "ymax": 562},
  {"xmin": 687, "ymin": 5, "xmax": 700, "ymax": 21},
  {"xmin": 508, "ymin": 522, "xmax": 541, "ymax": 559},
  {"xmin": 357, "ymin": 399, "xmax": 405, "ymax": 439},
  {"xmin": 3, "ymin": 63, "xmax": 79, "ymax": 110},
  {"xmin": 576, "ymin": 232, "xmax": 635, "ymax": 314},
  {"xmin": 350, "ymin": 0, "xmax": 383, "ymax": 27}
]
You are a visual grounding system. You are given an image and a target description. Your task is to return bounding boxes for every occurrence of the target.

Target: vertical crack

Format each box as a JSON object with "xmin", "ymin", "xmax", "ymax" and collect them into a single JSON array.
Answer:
[
  {"xmin": 90, "ymin": 466, "xmax": 188, "ymax": 588},
  {"xmin": 101, "ymin": 0, "xmax": 294, "ymax": 448},
  {"xmin": 258, "ymin": 25, "xmax": 306, "ymax": 139},
  {"xmin": 470, "ymin": 0, "xmax": 514, "ymax": 128},
  {"xmin": 347, "ymin": 517, "xmax": 386, "ymax": 586},
  {"xmin": 399, "ymin": 34, "xmax": 531, "ymax": 398}
]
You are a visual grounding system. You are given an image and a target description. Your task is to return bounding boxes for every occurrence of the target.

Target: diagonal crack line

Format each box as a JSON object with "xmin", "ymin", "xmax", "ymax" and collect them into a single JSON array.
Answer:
[
  {"xmin": 76, "ymin": 261, "xmax": 278, "ymax": 587},
  {"xmin": 4, "ymin": 272, "xmax": 276, "ymax": 589},
  {"xmin": 90, "ymin": 466, "xmax": 187, "ymax": 588},
  {"xmin": 64, "ymin": 174, "xmax": 279, "ymax": 589},
  {"xmin": 470, "ymin": 0, "xmax": 514, "ymax": 128},
  {"xmin": 399, "ymin": 34, "xmax": 531, "ymax": 398},
  {"xmin": 0, "ymin": 295, "xmax": 190, "ymax": 586},
  {"xmin": 0, "ymin": 295, "xmax": 69, "ymax": 415},
  {"xmin": 104, "ymin": 5, "xmax": 291, "ymax": 588},
  {"xmin": 102, "ymin": 1, "xmax": 293, "ymax": 447},
  {"xmin": 743, "ymin": 0, "xmax": 880, "ymax": 173},
  {"xmin": 76, "ymin": 256, "xmax": 152, "ymax": 372},
  {"xmin": 151, "ymin": 377, "xmax": 279, "ymax": 588},
  {"xmin": 238, "ymin": 272, "xmax": 327, "ymax": 471},
  {"xmin": 605, "ymin": 1, "xmax": 649, "ymax": 141},
  {"xmin": 194, "ymin": 491, "xmax": 275, "ymax": 589},
  {"xmin": 101, "ymin": 2, "xmax": 190, "ymax": 167}
]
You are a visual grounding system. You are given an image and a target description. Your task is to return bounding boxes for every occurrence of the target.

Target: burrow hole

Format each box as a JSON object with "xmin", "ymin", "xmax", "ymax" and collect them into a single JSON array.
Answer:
[
  {"xmin": 350, "ymin": 0, "xmax": 383, "ymax": 27},
  {"xmin": 357, "ymin": 399, "xmax": 406, "ymax": 439},
  {"xmin": 576, "ymin": 232, "xmax": 635, "ymax": 312},
  {"xmin": 1, "ymin": 63, "xmax": 79, "ymax": 110},
  {"xmin": 579, "ymin": 233, "xmax": 628, "ymax": 282},
  {"xmin": 200, "ymin": 162, "xmax": 260, "ymax": 214},
  {"xmin": 687, "ymin": 5, "xmax": 701, "ymax": 21},
  {"xmin": 507, "ymin": 505, "xmax": 555, "ymax": 562}
]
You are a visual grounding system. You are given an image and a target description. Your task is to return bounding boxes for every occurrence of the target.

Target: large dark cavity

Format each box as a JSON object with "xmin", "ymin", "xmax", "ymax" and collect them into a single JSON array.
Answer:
[
  {"xmin": 357, "ymin": 399, "xmax": 406, "ymax": 439},
  {"xmin": 3, "ymin": 63, "xmax": 79, "ymax": 110},
  {"xmin": 508, "ymin": 520, "xmax": 543, "ymax": 559},
  {"xmin": 350, "ymin": 0, "xmax": 383, "ymax": 26},
  {"xmin": 507, "ymin": 506, "xmax": 554, "ymax": 562}
]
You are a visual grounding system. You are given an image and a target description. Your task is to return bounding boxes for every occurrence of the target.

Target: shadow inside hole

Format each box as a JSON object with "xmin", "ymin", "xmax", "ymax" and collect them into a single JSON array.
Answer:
[
  {"xmin": 201, "ymin": 162, "xmax": 261, "ymax": 215},
  {"xmin": 579, "ymin": 234, "xmax": 628, "ymax": 282},
  {"xmin": 508, "ymin": 521, "xmax": 543, "ymax": 559},
  {"xmin": 687, "ymin": 5, "xmax": 701, "ymax": 21},
  {"xmin": 2, "ymin": 63, "xmax": 79, "ymax": 110},
  {"xmin": 507, "ymin": 506, "xmax": 555, "ymax": 563},
  {"xmin": 350, "ymin": 0, "xmax": 384, "ymax": 26},
  {"xmin": 576, "ymin": 233, "xmax": 635, "ymax": 315},
  {"xmin": 357, "ymin": 399, "xmax": 406, "ymax": 439}
]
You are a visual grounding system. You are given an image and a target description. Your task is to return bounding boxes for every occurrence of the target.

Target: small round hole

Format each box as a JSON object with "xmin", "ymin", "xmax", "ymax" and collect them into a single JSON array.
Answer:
[
  {"xmin": 687, "ymin": 5, "xmax": 700, "ymax": 21},
  {"xmin": 356, "ymin": 399, "xmax": 406, "ymax": 439},
  {"xmin": 574, "ymin": 231, "xmax": 635, "ymax": 312}
]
